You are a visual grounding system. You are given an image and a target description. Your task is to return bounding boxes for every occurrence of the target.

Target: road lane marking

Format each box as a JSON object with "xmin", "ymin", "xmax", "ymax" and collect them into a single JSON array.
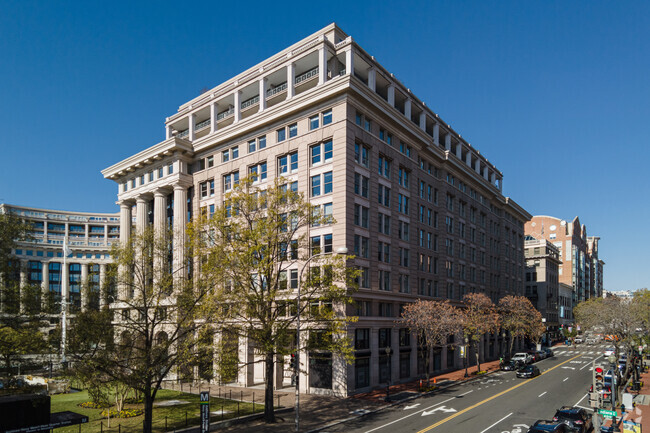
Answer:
[
  {"xmin": 538, "ymin": 391, "xmax": 547, "ymax": 397},
  {"xmin": 574, "ymin": 393, "xmax": 588, "ymax": 407},
  {"xmin": 421, "ymin": 406, "xmax": 456, "ymax": 416},
  {"xmin": 404, "ymin": 404, "xmax": 420, "ymax": 410},
  {"xmin": 363, "ymin": 391, "xmax": 472, "ymax": 433},
  {"xmin": 563, "ymin": 377, "xmax": 569, "ymax": 382},
  {"xmin": 416, "ymin": 353, "xmax": 584, "ymax": 433},
  {"xmin": 478, "ymin": 412, "xmax": 512, "ymax": 433}
]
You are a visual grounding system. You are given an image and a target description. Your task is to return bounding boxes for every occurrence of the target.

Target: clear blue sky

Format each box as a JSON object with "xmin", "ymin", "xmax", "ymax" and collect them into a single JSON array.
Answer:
[{"xmin": 1, "ymin": 1, "xmax": 648, "ymax": 291}]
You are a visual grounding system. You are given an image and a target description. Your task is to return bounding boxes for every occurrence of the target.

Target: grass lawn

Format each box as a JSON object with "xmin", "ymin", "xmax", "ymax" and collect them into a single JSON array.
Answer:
[{"xmin": 50, "ymin": 388, "xmax": 264, "ymax": 432}]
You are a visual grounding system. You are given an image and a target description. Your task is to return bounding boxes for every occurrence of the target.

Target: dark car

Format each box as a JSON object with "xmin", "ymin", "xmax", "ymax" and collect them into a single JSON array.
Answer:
[
  {"xmin": 528, "ymin": 420, "xmax": 570, "ymax": 433},
  {"xmin": 516, "ymin": 365, "xmax": 541, "ymax": 378},
  {"xmin": 552, "ymin": 406, "xmax": 592, "ymax": 433},
  {"xmin": 527, "ymin": 350, "xmax": 542, "ymax": 362},
  {"xmin": 502, "ymin": 360, "xmax": 523, "ymax": 371},
  {"xmin": 543, "ymin": 347, "xmax": 554, "ymax": 357}
]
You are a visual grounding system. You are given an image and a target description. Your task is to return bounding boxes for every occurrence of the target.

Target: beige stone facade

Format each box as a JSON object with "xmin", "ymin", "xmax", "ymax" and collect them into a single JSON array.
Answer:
[{"xmin": 102, "ymin": 23, "xmax": 531, "ymax": 396}]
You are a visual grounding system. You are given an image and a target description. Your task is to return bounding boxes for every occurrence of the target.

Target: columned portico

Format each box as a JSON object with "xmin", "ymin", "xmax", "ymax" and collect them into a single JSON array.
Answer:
[
  {"xmin": 173, "ymin": 184, "xmax": 188, "ymax": 285},
  {"xmin": 136, "ymin": 197, "xmax": 148, "ymax": 235}
]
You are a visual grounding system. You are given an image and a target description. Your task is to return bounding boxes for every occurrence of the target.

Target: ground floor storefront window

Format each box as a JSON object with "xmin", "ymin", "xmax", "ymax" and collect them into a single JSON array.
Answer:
[{"xmin": 309, "ymin": 352, "xmax": 332, "ymax": 389}]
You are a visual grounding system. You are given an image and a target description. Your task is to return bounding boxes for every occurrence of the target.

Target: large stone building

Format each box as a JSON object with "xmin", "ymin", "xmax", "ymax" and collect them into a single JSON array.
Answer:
[
  {"xmin": 525, "ymin": 216, "xmax": 604, "ymax": 304},
  {"xmin": 102, "ymin": 23, "xmax": 531, "ymax": 396},
  {"xmin": 524, "ymin": 236, "xmax": 560, "ymax": 342},
  {"xmin": 0, "ymin": 203, "xmax": 119, "ymax": 324}
]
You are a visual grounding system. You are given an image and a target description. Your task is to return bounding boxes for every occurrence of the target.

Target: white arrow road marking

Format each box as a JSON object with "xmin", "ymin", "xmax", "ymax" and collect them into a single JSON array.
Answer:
[
  {"xmin": 570, "ymin": 360, "xmax": 583, "ymax": 364},
  {"xmin": 421, "ymin": 405, "xmax": 457, "ymax": 416},
  {"xmin": 478, "ymin": 412, "xmax": 512, "ymax": 433},
  {"xmin": 562, "ymin": 366, "xmax": 576, "ymax": 370},
  {"xmin": 363, "ymin": 391, "xmax": 472, "ymax": 433},
  {"xmin": 539, "ymin": 391, "xmax": 547, "ymax": 397},
  {"xmin": 403, "ymin": 403, "xmax": 420, "ymax": 410},
  {"xmin": 350, "ymin": 409, "xmax": 371, "ymax": 415}
]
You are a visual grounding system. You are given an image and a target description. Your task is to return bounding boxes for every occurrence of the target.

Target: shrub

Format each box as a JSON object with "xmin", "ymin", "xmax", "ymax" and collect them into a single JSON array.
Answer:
[
  {"xmin": 79, "ymin": 401, "xmax": 111, "ymax": 409},
  {"xmin": 100, "ymin": 408, "xmax": 143, "ymax": 418}
]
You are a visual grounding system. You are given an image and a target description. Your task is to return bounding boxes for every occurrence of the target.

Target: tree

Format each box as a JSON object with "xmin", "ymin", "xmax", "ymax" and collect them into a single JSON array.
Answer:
[
  {"xmin": 0, "ymin": 211, "xmax": 33, "ymax": 325},
  {"xmin": 0, "ymin": 323, "xmax": 46, "ymax": 377},
  {"xmin": 400, "ymin": 299, "xmax": 463, "ymax": 384},
  {"xmin": 190, "ymin": 177, "xmax": 357, "ymax": 423},
  {"xmin": 460, "ymin": 293, "xmax": 499, "ymax": 373},
  {"xmin": 498, "ymin": 296, "xmax": 542, "ymax": 356},
  {"xmin": 69, "ymin": 227, "xmax": 217, "ymax": 433}
]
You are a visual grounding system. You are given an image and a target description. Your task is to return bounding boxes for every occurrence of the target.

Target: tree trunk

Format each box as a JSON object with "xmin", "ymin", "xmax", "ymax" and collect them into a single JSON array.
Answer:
[
  {"xmin": 508, "ymin": 336, "xmax": 515, "ymax": 357},
  {"xmin": 264, "ymin": 352, "xmax": 276, "ymax": 423},
  {"xmin": 475, "ymin": 341, "xmax": 481, "ymax": 373},
  {"xmin": 143, "ymin": 385, "xmax": 154, "ymax": 433}
]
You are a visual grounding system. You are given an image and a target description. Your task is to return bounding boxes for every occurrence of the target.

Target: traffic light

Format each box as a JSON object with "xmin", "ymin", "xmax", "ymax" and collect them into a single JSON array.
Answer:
[
  {"xmin": 290, "ymin": 353, "xmax": 297, "ymax": 371},
  {"xmin": 591, "ymin": 364, "xmax": 605, "ymax": 408}
]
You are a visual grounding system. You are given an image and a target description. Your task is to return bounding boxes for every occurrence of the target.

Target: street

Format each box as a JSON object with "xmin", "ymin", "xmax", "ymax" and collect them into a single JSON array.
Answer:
[{"xmin": 323, "ymin": 345, "xmax": 606, "ymax": 433}]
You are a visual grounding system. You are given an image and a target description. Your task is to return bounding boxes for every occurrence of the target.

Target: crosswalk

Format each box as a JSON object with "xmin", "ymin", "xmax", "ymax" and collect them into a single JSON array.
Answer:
[{"xmin": 552, "ymin": 343, "xmax": 611, "ymax": 357}]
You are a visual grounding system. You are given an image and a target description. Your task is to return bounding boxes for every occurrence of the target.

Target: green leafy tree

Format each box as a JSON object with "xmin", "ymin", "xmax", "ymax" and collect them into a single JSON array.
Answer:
[
  {"xmin": 0, "ymin": 211, "xmax": 33, "ymax": 325},
  {"xmin": 69, "ymin": 227, "xmax": 218, "ymax": 433},
  {"xmin": 0, "ymin": 323, "xmax": 47, "ymax": 377},
  {"xmin": 189, "ymin": 177, "xmax": 357, "ymax": 423}
]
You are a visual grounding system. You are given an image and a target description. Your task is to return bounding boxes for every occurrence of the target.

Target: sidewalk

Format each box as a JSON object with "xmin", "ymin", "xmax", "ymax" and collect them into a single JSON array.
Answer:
[
  {"xmin": 600, "ymin": 363, "xmax": 650, "ymax": 433},
  {"xmin": 172, "ymin": 358, "xmax": 503, "ymax": 432}
]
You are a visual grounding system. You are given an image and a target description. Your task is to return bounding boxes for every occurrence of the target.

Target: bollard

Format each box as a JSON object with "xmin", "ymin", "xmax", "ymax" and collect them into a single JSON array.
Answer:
[
  {"xmin": 230, "ymin": 389, "xmax": 232, "ymax": 400},
  {"xmin": 119, "ymin": 424, "xmax": 121, "ymax": 433},
  {"xmin": 100, "ymin": 421, "xmax": 103, "ymax": 433}
]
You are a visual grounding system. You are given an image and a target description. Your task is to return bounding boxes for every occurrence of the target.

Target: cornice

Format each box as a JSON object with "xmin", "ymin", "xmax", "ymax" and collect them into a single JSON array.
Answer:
[{"xmin": 102, "ymin": 137, "xmax": 195, "ymax": 182}]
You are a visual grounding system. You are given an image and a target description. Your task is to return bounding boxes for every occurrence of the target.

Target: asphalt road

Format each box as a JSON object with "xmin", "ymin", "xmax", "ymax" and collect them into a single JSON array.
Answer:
[{"xmin": 323, "ymin": 344, "xmax": 609, "ymax": 433}]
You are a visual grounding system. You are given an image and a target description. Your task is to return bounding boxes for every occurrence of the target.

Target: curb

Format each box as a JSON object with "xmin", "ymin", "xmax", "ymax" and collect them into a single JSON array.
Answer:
[{"xmin": 305, "ymin": 368, "xmax": 502, "ymax": 433}]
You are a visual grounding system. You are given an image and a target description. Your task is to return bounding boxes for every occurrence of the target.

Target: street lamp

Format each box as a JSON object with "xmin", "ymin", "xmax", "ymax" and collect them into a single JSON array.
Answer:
[
  {"xmin": 295, "ymin": 246, "xmax": 347, "ymax": 433},
  {"xmin": 464, "ymin": 336, "xmax": 469, "ymax": 378}
]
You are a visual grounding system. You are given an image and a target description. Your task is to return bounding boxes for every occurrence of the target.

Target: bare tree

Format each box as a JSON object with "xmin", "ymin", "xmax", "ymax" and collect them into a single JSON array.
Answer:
[
  {"xmin": 460, "ymin": 293, "xmax": 499, "ymax": 373},
  {"xmin": 190, "ymin": 177, "xmax": 357, "ymax": 423},
  {"xmin": 400, "ymin": 299, "xmax": 463, "ymax": 385}
]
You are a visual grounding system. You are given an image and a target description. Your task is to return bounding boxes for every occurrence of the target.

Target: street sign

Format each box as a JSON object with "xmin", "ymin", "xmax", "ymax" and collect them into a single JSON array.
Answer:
[
  {"xmin": 200, "ymin": 391, "xmax": 210, "ymax": 433},
  {"xmin": 598, "ymin": 409, "xmax": 616, "ymax": 417}
]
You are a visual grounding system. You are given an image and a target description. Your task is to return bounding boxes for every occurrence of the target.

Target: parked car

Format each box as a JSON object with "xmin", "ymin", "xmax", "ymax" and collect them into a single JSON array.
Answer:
[
  {"xmin": 516, "ymin": 365, "xmax": 541, "ymax": 378},
  {"xmin": 527, "ymin": 350, "xmax": 542, "ymax": 362},
  {"xmin": 552, "ymin": 406, "xmax": 592, "ymax": 433},
  {"xmin": 543, "ymin": 347, "xmax": 554, "ymax": 357},
  {"xmin": 527, "ymin": 420, "xmax": 571, "ymax": 432},
  {"xmin": 536, "ymin": 350, "xmax": 547, "ymax": 360},
  {"xmin": 603, "ymin": 348, "xmax": 615, "ymax": 357},
  {"xmin": 502, "ymin": 360, "xmax": 523, "ymax": 371},
  {"xmin": 512, "ymin": 352, "xmax": 533, "ymax": 364}
]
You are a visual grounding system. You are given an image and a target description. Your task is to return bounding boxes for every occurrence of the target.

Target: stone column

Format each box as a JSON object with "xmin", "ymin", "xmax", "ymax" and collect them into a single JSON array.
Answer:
[
  {"xmin": 456, "ymin": 143, "xmax": 462, "ymax": 159},
  {"xmin": 367, "ymin": 68, "xmax": 376, "ymax": 91},
  {"xmin": 188, "ymin": 113, "xmax": 196, "ymax": 141},
  {"xmin": 466, "ymin": 151, "xmax": 472, "ymax": 167},
  {"xmin": 153, "ymin": 190, "xmax": 167, "ymax": 284},
  {"xmin": 370, "ymin": 328, "xmax": 379, "ymax": 386},
  {"xmin": 483, "ymin": 166, "xmax": 489, "ymax": 180},
  {"xmin": 390, "ymin": 328, "xmax": 399, "ymax": 383},
  {"xmin": 419, "ymin": 112, "xmax": 426, "ymax": 131},
  {"xmin": 119, "ymin": 202, "xmax": 132, "ymax": 243},
  {"xmin": 210, "ymin": 102, "xmax": 218, "ymax": 134},
  {"xmin": 433, "ymin": 123, "xmax": 440, "ymax": 145},
  {"xmin": 445, "ymin": 134, "xmax": 451, "ymax": 151},
  {"xmin": 19, "ymin": 259, "xmax": 28, "ymax": 313},
  {"xmin": 81, "ymin": 263, "xmax": 89, "ymax": 312},
  {"xmin": 99, "ymin": 263, "xmax": 106, "ymax": 308},
  {"xmin": 258, "ymin": 77, "xmax": 267, "ymax": 112},
  {"xmin": 234, "ymin": 91, "xmax": 241, "ymax": 123},
  {"xmin": 41, "ymin": 263, "xmax": 49, "ymax": 311},
  {"xmin": 173, "ymin": 185, "xmax": 187, "ymax": 284},
  {"xmin": 136, "ymin": 197, "xmax": 148, "ymax": 235},
  {"xmin": 318, "ymin": 46, "xmax": 327, "ymax": 85},
  {"xmin": 345, "ymin": 46, "xmax": 354, "ymax": 76},
  {"xmin": 287, "ymin": 62, "xmax": 295, "ymax": 99},
  {"xmin": 475, "ymin": 159, "xmax": 481, "ymax": 174},
  {"xmin": 387, "ymin": 84, "xmax": 395, "ymax": 107},
  {"xmin": 404, "ymin": 99, "xmax": 411, "ymax": 120}
]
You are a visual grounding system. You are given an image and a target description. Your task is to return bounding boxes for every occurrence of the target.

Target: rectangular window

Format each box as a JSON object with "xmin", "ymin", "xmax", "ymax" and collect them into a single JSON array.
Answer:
[
  {"xmin": 322, "ymin": 109, "xmax": 332, "ymax": 125},
  {"xmin": 278, "ymin": 151, "xmax": 298, "ymax": 175},
  {"xmin": 399, "ymin": 274, "xmax": 410, "ymax": 293},
  {"xmin": 354, "ymin": 235, "xmax": 369, "ymax": 258},
  {"xmin": 222, "ymin": 149, "xmax": 230, "ymax": 162},
  {"xmin": 310, "ymin": 175, "xmax": 321, "ymax": 197},
  {"xmin": 323, "ymin": 171, "xmax": 333, "ymax": 194},
  {"xmin": 397, "ymin": 194, "xmax": 409, "ymax": 215},
  {"xmin": 378, "ymin": 155, "xmax": 390, "ymax": 178},
  {"xmin": 398, "ymin": 168, "xmax": 410, "ymax": 188},
  {"xmin": 378, "ymin": 213, "xmax": 390, "ymax": 235},
  {"xmin": 364, "ymin": 118, "xmax": 371, "ymax": 132},
  {"xmin": 140, "ymin": 174, "xmax": 145, "ymax": 185},
  {"xmin": 354, "ymin": 143, "xmax": 370, "ymax": 167},
  {"xmin": 168, "ymin": 163, "xmax": 173, "ymax": 174},
  {"xmin": 249, "ymin": 162, "xmax": 267, "ymax": 182},
  {"xmin": 379, "ymin": 271, "xmax": 391, "ymax": 291},
  {"xmin": 207, "ymin": 156, "xmax": 214, "ymax": 168},
  {"xmin": 277, "ymin": 127, "xmax": 286, "ymax": 142},
  {"xmin": 309, "ymin": 114, "xmax": 319, "ymax": 130},
  {"xmin": 148, "ymin": 171, "xmax": 154, "ymax": 182},
  {"xmin": 398, "ymin": 221, "xmax": 410, "ymax": 241},
  {"xmin": 354, "ymin": 204, "xmax": 369, "ymax": 228},
  {"xmin": 289, "ymin": 123, "xmax": 298, "ymax": 138},
  {"xmin": 354, "ymin": 173, "xmax": 369, "ymax": 198},
  {"xmin": 158, "ymin": 167, "xmax": 164, "ymax": 178},
  {"xmin": 248, "ymin": 139, "xmax": 256, "ymax": 153},
  {"xmin": 378, "ymin": 241, "xmax": 390, "ymax": 263},
  {"xmin": 378, "ymin": 184, "xmax": 391, "ymax": 207},
  {"xmin": 355, "ymin": 328, "xmax": 370, "ymax": 350}
]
